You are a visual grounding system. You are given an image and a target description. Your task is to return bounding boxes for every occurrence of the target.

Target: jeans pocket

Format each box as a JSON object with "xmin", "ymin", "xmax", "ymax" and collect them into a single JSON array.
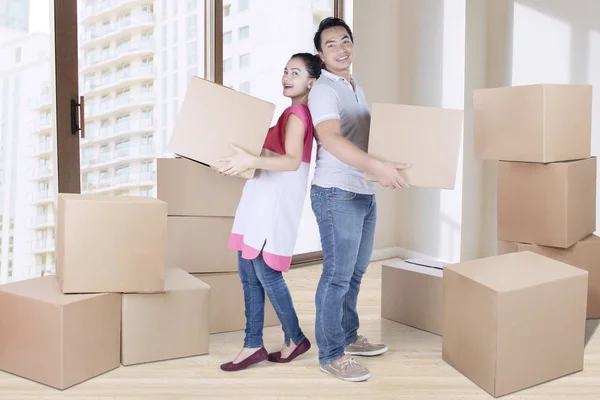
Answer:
[
  {"xmin": 311, "ymin": 194, "xmax": 324, "ymax": 223},
  {"xmin": 328, "ymin": 187, "xmax": 357, "ymax": 201}
]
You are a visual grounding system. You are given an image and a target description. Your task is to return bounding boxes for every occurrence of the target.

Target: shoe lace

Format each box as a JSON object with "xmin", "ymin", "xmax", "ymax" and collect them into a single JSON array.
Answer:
[{"xmin": 338, "ymin": 357, "xmax": 358, "ymax": 371}]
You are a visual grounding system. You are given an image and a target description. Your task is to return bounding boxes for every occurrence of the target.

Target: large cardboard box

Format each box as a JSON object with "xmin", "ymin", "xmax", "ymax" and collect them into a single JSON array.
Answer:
[
  {"xmin": 498, "ymin": 235, "xmax": 600, "ymax": 319},
  {"xmin": 167, "ymin": 216, "xmax": 237, "ymax": 273},
  {"xmin": 381, "ymin": 259, "xmax": 444, "ymax": 336},
  {"xmin": 474, "ymin": 84, "xmax": 592, "ymax": 162},
  {"xmin": 167, "ymin": 76, "xmax": 274, "ymax": 179},
  {"xmin": 443, "ymin": 252, "xmax": 588, "ymax": 398},
  {"xmin": 367, "ymin": 103, "xmax": 464, "ymax": 190},
  {"xmin": 0, "ymin": 276, "xmax": 121, "ymax": 390},
  {"xmin": 121, "ymin": 268, "xmax": 210, "ymax": 366},
  {"xmin": 157, "ymin": 157, "xmax": 245, "ymax": 217},
  {"xmin": 497, "ymin": 157, "xmax": 596, "ymax": 248},
  {"xmin": 56, "ymin": 194, "xmax": 167, "ymax": 293},
  {"xmin": 193, "ymin": 272, "xmax": 279, "ymax": 334}
]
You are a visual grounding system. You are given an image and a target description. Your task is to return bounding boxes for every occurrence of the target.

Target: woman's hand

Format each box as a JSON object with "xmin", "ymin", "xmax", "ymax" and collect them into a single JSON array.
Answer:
[{"xmin": 217, "ymin": 144, "xmax": 258, "ymax": 176}]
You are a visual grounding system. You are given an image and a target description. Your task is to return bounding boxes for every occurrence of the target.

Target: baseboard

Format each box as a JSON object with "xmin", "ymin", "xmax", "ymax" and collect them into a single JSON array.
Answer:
[
  {"xmin": 396, "ymin": 247, "xmax": 448, "ymax": 262},
  {"xmin": 370, "ymin": 247, "xmax": 401, "ymax": 261}
]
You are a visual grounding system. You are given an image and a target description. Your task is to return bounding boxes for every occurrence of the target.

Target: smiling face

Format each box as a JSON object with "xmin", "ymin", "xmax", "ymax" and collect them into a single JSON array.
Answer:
[
  {"xmin": 319, "ymin": 26, "xmax": 354, "ymax": 75},
  {"xmin": 281, "ymin": 57, "xmax": 315, "ymax": 99}
]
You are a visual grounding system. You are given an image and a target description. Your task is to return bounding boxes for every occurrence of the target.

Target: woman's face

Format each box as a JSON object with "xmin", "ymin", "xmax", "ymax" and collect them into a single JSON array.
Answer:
[
  {"xmin": 319, "ymin": 26, "xmax": 354, "ymax": 74},
  {"xmin": 281, "ymin": 57, "xmax": 314, "ymax": 98}
]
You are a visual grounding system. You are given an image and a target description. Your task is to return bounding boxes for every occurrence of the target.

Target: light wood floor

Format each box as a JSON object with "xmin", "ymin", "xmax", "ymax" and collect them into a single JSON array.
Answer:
[{"xmin": 2, "ymin": 258, "xmax": 600, "ymax": 399}]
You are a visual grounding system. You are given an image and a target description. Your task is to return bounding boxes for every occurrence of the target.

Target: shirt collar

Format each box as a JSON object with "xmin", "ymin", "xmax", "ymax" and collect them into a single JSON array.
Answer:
[{"xmin": 321, "ymin": 69, "xmax": 356, "ymax": 86}]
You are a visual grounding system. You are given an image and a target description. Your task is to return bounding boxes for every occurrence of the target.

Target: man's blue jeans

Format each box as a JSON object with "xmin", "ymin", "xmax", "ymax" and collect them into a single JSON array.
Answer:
[{"xmin": 310, "ymin": 185, "xmax": 377, "ymax": 365}]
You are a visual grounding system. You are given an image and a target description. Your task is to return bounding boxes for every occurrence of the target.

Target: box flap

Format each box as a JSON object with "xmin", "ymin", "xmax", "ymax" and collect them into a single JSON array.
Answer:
[
  {"xmin": 445, "ymin": 252, "xmax": 588, "ymax": 293},
  {"xmin": 164, "ymin": 268, "xmax": 211, "ymax": 292},
  {"xmin": 0, "ymin": 276, "xmax": 105, "ymax": 305}
]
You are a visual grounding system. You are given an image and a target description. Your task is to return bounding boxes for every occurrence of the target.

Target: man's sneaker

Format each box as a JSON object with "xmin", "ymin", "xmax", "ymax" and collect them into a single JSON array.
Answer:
[
  {"xmin": 345, "ymin": 335, "xmax": 388, "ymax": 357},
  {"xmin": 320, "ymin": 356, "xmax": 372, "ymax": 382}
]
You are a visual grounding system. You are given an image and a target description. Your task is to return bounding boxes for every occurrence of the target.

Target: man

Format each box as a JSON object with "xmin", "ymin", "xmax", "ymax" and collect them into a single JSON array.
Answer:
[{"xmin": 308, "ymin": 17, "xmax": 410, "ymax": 382}]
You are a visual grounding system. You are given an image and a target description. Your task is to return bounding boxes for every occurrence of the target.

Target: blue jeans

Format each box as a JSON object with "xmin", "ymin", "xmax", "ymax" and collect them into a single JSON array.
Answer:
[
  {"xmin": 310, "ymin": 185, "xmax": 377, "ymax": 365},
  {"xmin": 238, "ymin": 251, "xmax": 306, "ymax": 348}
]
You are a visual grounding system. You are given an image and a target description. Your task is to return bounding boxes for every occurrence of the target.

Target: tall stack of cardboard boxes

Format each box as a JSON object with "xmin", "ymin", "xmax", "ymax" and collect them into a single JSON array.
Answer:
[
  {"xmin": 0, "ymin": 194, "xmax": 210, "ymax": 390},
  {"xmin": 439, "ymin": 84, "xmax": 595, "ymax": 397}
]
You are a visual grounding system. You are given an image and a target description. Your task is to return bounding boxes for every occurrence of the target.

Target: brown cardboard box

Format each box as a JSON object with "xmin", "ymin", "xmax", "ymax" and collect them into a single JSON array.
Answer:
[
  {"xmin": 193, "ymin": 272, "xmax": 279, "ymax": 334},
  {"xmin": 497, "ymin": 157, "xmax": 596, "ymax": 248},
  {"xmin": 498, "ymin": 235, "xmax": 600, "ymax": 319},
  {"xmin": 157, "ymin": 157, "xmax": 245, "ymax": 217},
  {"xmin": 167, "ymin": 216, "xmax": 237, "ymax": 273},
  {"xmin": 443, "ymin": 252, "xmax": 588, "ymax": 398},
  {"xmin": 0, "ymin": 276, "xmax": 121, "ymax": 390},
  {"xmin": 367, "ymin": 103, "xmax": 464, "ymax": 190},
  {"xmin": 381, "ymin": 260, "xmax": 444, "ymax": 336},
  {"xmin": 167, "ymin": 76, "xmax": 274, "ymax": 179},
  {"xmin": 121, "ymin": 268, "xmax": 210, "ymax": 366},
  {"xmin": 56, "ymin": 194, "xmax": 167, "ymax": 293},
  {"xmin": 474, "ymin": 84, "xmax": 592, "ymax": 162}
]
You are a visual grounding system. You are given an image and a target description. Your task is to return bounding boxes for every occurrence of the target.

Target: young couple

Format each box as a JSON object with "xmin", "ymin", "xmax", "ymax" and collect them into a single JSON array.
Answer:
[{"xmin": 218, "ymin": 17, "xmax": 410, "ymax": 382}]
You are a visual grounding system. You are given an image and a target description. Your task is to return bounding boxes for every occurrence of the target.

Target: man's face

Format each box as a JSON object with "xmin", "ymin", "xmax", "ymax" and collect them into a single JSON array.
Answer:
[{"xmin": 319, "ymin": 26, "xmax": 354, "ymax": 74}]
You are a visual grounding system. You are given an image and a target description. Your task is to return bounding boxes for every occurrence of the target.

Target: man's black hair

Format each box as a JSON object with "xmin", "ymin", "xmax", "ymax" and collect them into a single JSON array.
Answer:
[{"xmin": 313, "ymin": 17, "xmax": 353, "ymax": 53}]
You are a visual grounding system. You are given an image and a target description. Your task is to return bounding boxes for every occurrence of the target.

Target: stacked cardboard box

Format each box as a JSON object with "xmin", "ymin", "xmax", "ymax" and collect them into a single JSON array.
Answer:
[
  {"xmin": 439, "ymin": 83, "xmax": 594, "ymax": 397},
  {"xmin": 473, "ymin": 83, "xmax": 599, "ymax": 319},
  {"xmin": 157, "ymin": 157, "xmax": 279, "ymax": 333},
  {"xmin": 0, "ymin": 194, "xmax": 210, "ymax": 389}
]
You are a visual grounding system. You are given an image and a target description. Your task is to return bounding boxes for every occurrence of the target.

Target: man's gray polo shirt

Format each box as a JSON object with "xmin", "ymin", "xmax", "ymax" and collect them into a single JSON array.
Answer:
[{"xmin": 308, "ymin": 69, "xmax": 375, "ymax": 195}]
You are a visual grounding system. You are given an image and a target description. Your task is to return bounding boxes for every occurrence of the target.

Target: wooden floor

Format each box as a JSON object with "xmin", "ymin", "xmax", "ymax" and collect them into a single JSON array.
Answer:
[{"xmin": 2, "ymin": 258, "xmax": 600, "ymax": 399}]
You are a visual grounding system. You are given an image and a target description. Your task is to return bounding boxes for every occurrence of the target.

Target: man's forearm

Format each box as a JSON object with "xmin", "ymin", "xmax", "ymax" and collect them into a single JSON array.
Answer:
[{"xmin": 321, "ymin": 134, "xmax": 380, "ymax": 174}]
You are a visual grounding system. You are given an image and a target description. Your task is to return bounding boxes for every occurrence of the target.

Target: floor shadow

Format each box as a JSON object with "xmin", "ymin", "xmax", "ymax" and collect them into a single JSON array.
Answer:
[{"xmin": 585, "ymin": 319, "xmax": 599, "ymax": 347}]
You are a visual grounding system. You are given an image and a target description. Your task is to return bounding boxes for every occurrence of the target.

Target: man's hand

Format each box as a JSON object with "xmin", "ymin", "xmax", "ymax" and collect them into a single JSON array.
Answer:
[
  {"xmin": 217, "ymin": 144, "xmax": 257, "ymax": 176},
  {"xmin": 370, "ymin": 160, "xmax": 411, "ymax": 189}
]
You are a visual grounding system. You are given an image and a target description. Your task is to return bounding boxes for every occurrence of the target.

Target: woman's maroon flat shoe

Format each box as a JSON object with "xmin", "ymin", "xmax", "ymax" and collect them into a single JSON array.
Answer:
[
  {"xmin": 268, "ymin": 338, "xmax": 311, "ymax": 363},
  {"xmin": 220, "ymin": 348, "xmax": 268, "ymax": 372}
]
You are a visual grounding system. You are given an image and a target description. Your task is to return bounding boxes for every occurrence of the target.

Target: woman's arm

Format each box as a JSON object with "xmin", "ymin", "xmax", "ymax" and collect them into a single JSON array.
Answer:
[{"xmin": 218, "ymin": 113, "xmax": 306, "ymax": 176}]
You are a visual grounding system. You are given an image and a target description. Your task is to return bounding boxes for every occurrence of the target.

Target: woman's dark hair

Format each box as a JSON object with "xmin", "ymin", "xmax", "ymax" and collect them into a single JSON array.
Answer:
[
  {"xmin": 313, "ymin": 17, "xmax": 353, "ymax": 53},
  {"xmin": 291, "ymin": 53, "xmax": 322, "ymax": 79}
]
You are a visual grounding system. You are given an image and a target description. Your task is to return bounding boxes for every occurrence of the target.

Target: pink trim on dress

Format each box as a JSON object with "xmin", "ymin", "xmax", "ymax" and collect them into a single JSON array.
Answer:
[{"xmin": 228, "ymin": 233, "xmax": 292, "ymax": 272}]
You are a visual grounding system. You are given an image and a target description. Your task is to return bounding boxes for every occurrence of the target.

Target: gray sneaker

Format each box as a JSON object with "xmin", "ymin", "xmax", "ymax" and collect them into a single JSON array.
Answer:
[
  {"xmin": 345, "ymin": 335, "xmax": 388, "ymax": 357},
  {"xmin": 320, "ymin": 356, "xmax": 372, "ymax": 382}
]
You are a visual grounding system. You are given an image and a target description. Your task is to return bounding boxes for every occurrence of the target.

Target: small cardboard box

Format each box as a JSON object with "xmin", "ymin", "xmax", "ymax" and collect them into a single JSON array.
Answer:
[
  {"xmin": 167, "ymin": 76, "xmax": 274, "ymax": 179},
  {"xmin": 381, "ymin": 259, "xmax": 445, "ymax": 336},
  {"xmin": 474, "ymin": 84, "xmax": 592, "ymax": 162},
  {"xmin": 0, "ymin": 276, "xmax": 121, "ymax": 390},
  {"xmin": 367, "ymin": 103, "xmax": 464, "ymax": 190},
  {"xmin": 499, "ymin": 235, "xmax": 600, "ymax": 319},
  {"xmin": 56, "ymin": 194, "xmax": 167, "ymax": 293},
  {"xmin": 497, "ymin": 157, "xmax": 596, "ymax": 248},
  {"xmin": 443, "ymin": 252, "xmax": 588, "ymax": 398},
  {"xmin": 157, "ymin": 157, "xmax": 245, "ymax": 217},
  {"xmin": 167, "ymin": 216, "xmax": 237, "ymax": 274},
  {"xmin": 193, "ymin": 272, "xmax": 279, "ymax": 334},
  {"xmin": 121, "ymin": 268, "xmax": 210, "ymax": 366}
]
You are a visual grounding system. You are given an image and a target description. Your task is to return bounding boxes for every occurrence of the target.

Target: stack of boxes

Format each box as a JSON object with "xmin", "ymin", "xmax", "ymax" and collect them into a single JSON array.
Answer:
[
  {"xmin": 0, "ymin": 194, "xmax": 210, "ymax": 390},
  {"xmin": 157, "ymin": 157, "xmax": 279, "ymax": 333},
  {"xmin": 439, "ymin": 83, "xmax": 595, "ymax": 397}
]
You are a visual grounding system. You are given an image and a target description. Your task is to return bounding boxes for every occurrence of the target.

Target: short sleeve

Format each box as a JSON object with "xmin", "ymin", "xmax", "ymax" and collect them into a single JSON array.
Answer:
[{"xmin": 308, "ymin": 84, "xmax": 340, "ymax": 126}]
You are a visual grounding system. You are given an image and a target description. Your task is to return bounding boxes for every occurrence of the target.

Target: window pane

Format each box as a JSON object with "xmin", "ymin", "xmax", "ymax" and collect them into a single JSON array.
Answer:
[
  {"xmin": 78, "ymin": 1, "xmax": 205, "ymax": 213},
  {"xmin": 1, "ymin": 0, "xmax": 57, "ymax": 282}
]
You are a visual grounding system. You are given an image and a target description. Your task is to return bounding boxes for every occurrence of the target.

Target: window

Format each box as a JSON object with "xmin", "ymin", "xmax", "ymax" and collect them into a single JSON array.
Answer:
[
  {"xmin": 173, "ymin": 73, "xmax": 179, "ymax": 96},
  {"xmin": 172, "ymin": 1, "xmax": 178, "ymax": 16},
  {"xmin": 141, "ymin": 108, "xmax": 153, "ymax": 120},
  {"xmin": 172, "ymin": 99, "xmax": 179, "ymax": 120},
  {"xmin": 239, "ymin": 81, "xmax": 251, "ymax": 94},
  {"xmin": 140, "ymin": 187, "xmax": 153, "ymax": 197},
  {"xmin": 172, "ymin": 22, "xmax": 178, "ymax": 44},
  {"xmin": 187, "ymin": 41, "xmax": 198, "ymax": 66},
  {"xmin": 15, "ymin": 47, "xmax": 21, "ymax": 63},
  {"xmin": 239, "ymin": 26, "xmax": 249, "ymax": 40},
  {"xmin": 162, "ymin": 102, "xmax": 168, "ymax": 128},
  {"xmin": 224, "ymin": 58, "xmax": 233, "ymax": 72},
  {"xmin": 224, "ymin": 31, "xmax": 232, "ymax": 45},
  {"xmin": 141, "ymin": 135, "xmax": 153, "ymax": 146},
  {"xmin": 224, "ymin": 4, "xmax": 231, "ymax": 17},
  {"xmin": 187, "ymin": 0, "xmax": 198, "ymax": 12},
  {"xmin": 239, "ymin": 0, "xmax": 249, "ymax": 12},
  {"xmin": 187, "ymin": 15, "xmax": 197, "ymax": 39},
  {"xmin": 239, "ymin": 53, "xmax": 250, "ymax": 68},
  {"xmin": 173, "ymin": 46, "xmax": 178, "ymax": 69},
  {"xmin": 162, "ymin": 24, "xmax": 168, "ymax": 48}
]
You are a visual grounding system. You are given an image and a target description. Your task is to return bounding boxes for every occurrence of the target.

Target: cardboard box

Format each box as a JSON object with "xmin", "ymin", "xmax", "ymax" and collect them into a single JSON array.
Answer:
[
  {"xmin": 167, "ymin": 216, "xmax": 237, "ymax": 273},
  {"xmin": 193, "ymin": 272, "xmax": 279, "ymax": 334},
  {"xmin": 497, "ymin": 157, "xmax": 596, "ymax": 248},
  {"xmin": 121, "ymin": 268, "xmax": 210, "ymax": 366},
  {"xmin": 381, "ymin": 259, "xmax": 444, "ymax": 336},
  {"xmin": 474, "ymin": 84, "xmax": 592, "ymax": 162},
  {"xmin": 157, "ymin": 157, "xmax": 245, "ymax": 217},
  {"xmin": 443, "ymin": 252, "xmax": 588, "ymax": 398},
  {"xmin": 0, "ymin": 276, "xmax": 121, "ymax": 390},
  {"xmin": 367, "ymin": 103, "xmax": 464, "ymax": 189},
  {"xmin": 498, "ymin": 235, "xmax": 600, "ymax": 319},
  {"xmin": 56, "ymin": 194, "xmax": 167, "ymax": 293},
  {"xmin": 167, "ymin": 76, "xmax": 274, "ymax": 179}
]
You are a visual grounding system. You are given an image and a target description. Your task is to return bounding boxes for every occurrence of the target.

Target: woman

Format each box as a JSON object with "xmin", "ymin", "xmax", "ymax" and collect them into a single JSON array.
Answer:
[{"xmin": 218, "ymin": 53, "xmax": 322, "ymax": 372}]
